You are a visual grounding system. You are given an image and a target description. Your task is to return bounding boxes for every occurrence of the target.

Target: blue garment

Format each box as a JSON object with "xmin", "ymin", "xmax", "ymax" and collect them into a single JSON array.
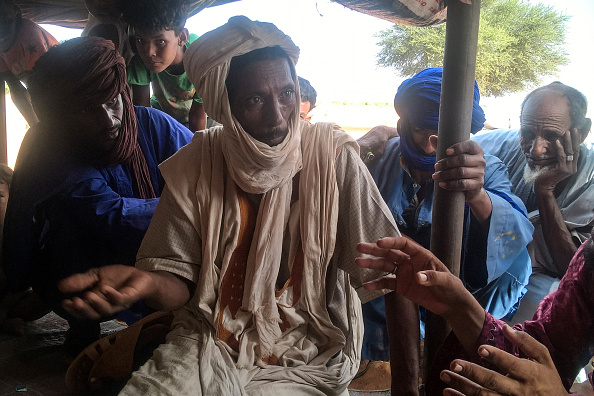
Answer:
[
  {"xmin": 361, "ymin": 137, "xmax": 534, "ymax": 361},
  {"xmin": 393, "ymin": 67, "xmax": 485, "ymax": 134},
  {"xmin": 2, "ymin": 106, "xmax": 193, "ymax": 306}
]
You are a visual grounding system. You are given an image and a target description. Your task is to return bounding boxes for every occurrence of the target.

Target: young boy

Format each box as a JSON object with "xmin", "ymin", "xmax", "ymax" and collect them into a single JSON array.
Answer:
[{"xmin": 123, "ymin": 0, "xmax": 207, "ymax": 131}]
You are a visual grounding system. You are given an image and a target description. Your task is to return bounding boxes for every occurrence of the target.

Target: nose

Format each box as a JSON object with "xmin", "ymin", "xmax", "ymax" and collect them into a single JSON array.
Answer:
[
  {"xmin": 264, "ymin": 99, "xmax": 285, "ymax": 128},
  {"xmin": 529, "ymin": 136, "xmax": 548, "ymax": 157},
  {"xmin": 420, "ymin": 137, "xmax": 435, "ymax": 155},
  {"xmin": 99, "ymin": 104, "xmax": 117, "ymax": 128}
]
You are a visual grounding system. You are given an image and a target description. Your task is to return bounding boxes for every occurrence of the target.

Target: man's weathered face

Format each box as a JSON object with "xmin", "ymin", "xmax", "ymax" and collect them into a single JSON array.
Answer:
[
  {"xmin": 229, "ymin": 57, "xmax": 296, "ymax": 147},
  {"xmin": 0, "ymin": 3, "xmax": 19, "ymax": 52},
  {"xmin": 68, "ymin": 94, "xmax": 124, "ymax": 153},
  {"xmin": 411, "ymin": 124, "xmax": 437, "ymax": 156},
  {"xmin": 520, "ymin": 91, "xmax": 572, "ymax": 170}
]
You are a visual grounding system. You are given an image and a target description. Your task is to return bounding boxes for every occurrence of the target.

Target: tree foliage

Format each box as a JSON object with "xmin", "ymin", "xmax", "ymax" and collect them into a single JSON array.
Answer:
[{"xmin": 376, "ymin": 0, "xmax": 569, "ymax": 97}]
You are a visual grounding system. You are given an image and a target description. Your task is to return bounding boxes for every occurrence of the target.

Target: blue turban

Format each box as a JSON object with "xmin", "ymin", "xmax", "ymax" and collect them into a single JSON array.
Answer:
[{"xmin": 393, "ymin": 67, "xmax": 485, "ymax": 134}]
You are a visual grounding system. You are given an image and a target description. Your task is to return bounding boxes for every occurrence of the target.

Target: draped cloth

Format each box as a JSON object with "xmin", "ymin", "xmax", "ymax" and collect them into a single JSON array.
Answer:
[
  {"xmin": 181, "ymin": 15, "xmax": 359, "ymax": 365},
  {"xmin": 27, "ymin": 36, "xmax": 155, "ymax": 198}
]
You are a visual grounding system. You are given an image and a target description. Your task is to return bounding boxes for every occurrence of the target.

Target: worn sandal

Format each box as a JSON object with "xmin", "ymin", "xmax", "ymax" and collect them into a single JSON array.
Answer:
[{"xmin": 65, "ymin": 311, "xmax": 173, "ymax": 392}]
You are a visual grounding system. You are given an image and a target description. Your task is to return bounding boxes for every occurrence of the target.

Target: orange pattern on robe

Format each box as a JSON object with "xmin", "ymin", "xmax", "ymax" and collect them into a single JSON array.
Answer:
[{"xmin": 216, "ymin": 185, "xmax": 306, "ymax": 364}]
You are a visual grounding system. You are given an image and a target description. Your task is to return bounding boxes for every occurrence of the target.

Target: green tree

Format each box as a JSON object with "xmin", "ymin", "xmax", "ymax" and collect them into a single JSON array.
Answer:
[{"xmin": 376, "ymin": 0, "xmax": 569, "ymax": 96}]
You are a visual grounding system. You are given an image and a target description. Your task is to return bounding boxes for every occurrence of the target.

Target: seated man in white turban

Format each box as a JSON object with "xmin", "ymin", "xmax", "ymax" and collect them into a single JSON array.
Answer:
[{"xmin": 57, "ymin": 16, "xmax": 411, "ymax": 395}]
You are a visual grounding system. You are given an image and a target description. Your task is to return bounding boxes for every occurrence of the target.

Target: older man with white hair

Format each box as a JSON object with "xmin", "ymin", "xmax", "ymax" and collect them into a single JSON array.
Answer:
[
  {"xmin": 58, "ymin": 16, "xmax": 408, "ymax": 395},
  {"xmin": 473, "ymin": 82, "xmax": 594, "ymax": 323}
]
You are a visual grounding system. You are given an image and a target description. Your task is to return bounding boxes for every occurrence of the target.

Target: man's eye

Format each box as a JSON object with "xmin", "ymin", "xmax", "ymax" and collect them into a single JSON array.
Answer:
[
  {"xmin": 249, "ymin": 97, "xmax": 262, "ymax": 104},
  {"xmin": 107, "ymin": 97, "xmax": 118, "ymax": 105},
  {"xmin": 156, "ymin": 39, "xmax": 166, "ymax": 46},
  {"xmin": 135, "ymin": 37, "xmax": 143, "ymax": 44}
]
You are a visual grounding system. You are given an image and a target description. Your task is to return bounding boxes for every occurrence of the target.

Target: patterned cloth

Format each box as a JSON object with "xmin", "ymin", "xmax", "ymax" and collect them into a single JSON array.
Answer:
[
  {"xmin": 0, "ymin": 18, "xmax": 58, "ymax": 80},
  {"xmin": 427, "ymin": 237, "xmax": 594, "ymax": 394}
]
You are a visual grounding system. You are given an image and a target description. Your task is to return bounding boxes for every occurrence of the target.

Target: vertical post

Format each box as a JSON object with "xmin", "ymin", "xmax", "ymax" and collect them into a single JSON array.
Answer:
[
  {"xmin": 0, "ymin": 79, "xmax": 7, "ymax": 165},
  {"xmin": 424, "ymin": 0, "xmax": 481, "ymax": 381}
]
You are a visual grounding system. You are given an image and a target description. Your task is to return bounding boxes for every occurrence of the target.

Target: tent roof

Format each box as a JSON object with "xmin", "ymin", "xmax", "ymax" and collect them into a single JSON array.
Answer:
[{"xmin": 14, "ymin": 0, "xmax": 446, "ymax": 28}]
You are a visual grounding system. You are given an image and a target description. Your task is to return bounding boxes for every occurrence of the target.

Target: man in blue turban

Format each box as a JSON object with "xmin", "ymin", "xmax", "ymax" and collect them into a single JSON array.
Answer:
[{"xmin": 350, "ymin": 68, "xmax": 534, "ymax": 394}]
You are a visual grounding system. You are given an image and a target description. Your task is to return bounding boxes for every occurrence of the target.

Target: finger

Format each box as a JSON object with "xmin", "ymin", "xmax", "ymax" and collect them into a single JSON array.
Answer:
[
  {"xmin": 433, "ymin": 165, "xmax": 484, "ymax": 183},
  {"xmin": 436, "ymin": 178, "xmax": 484, "ymax": 193},
  {"xmin": 57, "ymin": 269, "xmax": 100, "ymax": 293},
  {"xmin": 363, "ymin": 277, "xmax": 397, "ymax": 291},
  {"xmin": 500, "ymin": 325, "xmax": 554, "ymax": 366},
  {"xmin": 356, "ymin": 256, "xmax": 401, "ymax": 273},
  {"xmin": 416, "ymin": 270, "xmax": 457, "ymax": 287},
  {"xmin": 64, "ymin": 296, "xmax": 103, "ymax": 320},
  {"xmin": 435, "ymin": 154, "xmax": 486, "ymax": 174},
  {"xmin": 570, "ymin": 128, "xmax": 581, "ymax": 154},
  {"xmin": 554, "ymin": 138, "xmax": 566, "ymax": 163},
  {"xmin": 447, "ymin": 360, "xmax": 518, "ymax": 395},
  {"xmin": 440, "ymin": 369, "xmax": 500, "ymax": 396},
  {"xmin": 445, "ymin": 140, "xmax": 484, "ymax": 157}
]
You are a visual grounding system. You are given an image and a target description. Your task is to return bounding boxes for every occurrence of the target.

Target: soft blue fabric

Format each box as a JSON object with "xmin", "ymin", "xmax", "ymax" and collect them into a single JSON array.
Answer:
[
  {"xmin": 361, "ymin": 137, "xmax": 534, "ymax": 361},
  {"xmin": 3, "ymin": 107, "xmax": 193, "ymax": 306},
  {"xmin": 393, "ymin": 67, "xmax": 486, "ymax": 134}
]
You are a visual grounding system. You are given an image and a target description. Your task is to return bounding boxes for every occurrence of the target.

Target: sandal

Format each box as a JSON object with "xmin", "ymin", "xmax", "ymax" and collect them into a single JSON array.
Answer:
[{"xmin": 65, "ymin": 311, "xmax": 173, "ymax": 392}]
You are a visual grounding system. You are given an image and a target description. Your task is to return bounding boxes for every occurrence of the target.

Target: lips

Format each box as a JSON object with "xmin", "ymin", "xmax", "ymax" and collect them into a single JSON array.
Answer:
[{"xmin": 526, "ymin": 155, "xmax": 556, "ymax": 168}]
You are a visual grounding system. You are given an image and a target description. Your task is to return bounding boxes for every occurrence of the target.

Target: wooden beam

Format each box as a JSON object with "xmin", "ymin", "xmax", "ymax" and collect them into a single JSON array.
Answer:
[{"xmin": 424, "ymin": 0, "xmax": 482, "ymax": 381}]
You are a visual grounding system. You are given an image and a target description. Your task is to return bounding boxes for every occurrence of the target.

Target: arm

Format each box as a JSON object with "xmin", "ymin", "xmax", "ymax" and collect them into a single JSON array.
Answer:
[
  {"xmin": 131, "ymin": 84, "xmax": 151, "ymax": 107},
  {"xmin": 534, "ymin": 129, "xmax": 584, "ymax": 275},
  {"xmin": 59, "ymin": 265, "xmax": 191, "ymax": 320},
  {"xmin": 440, "ymin": 325, "xmax": 568, "ymax": 396},
  {"xmin": 357, "ymin": 125, "xmax": 399, "ymax": 165},
  {"xmin": 356, "ymin": 237, "xmax": 486, "ymax": 354},
  {"xmin": 2, "ymin": 72, "xmax": 39, "ymax": 126},
  {"xmin": 189, "ymin": 101, "xmax": 207, "ymax": 131}
]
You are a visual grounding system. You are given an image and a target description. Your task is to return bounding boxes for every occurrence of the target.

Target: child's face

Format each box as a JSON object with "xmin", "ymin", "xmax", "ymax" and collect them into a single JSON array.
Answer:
[{"xmin": 134, "ymin": 28, "xmax": 187, "ymax": 74}]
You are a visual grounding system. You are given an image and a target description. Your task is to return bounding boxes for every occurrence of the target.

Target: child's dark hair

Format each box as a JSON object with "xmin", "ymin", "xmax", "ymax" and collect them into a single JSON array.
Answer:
[{"xmin": 122, "ymin": 0, "xmax": 188, "ymax": 35}]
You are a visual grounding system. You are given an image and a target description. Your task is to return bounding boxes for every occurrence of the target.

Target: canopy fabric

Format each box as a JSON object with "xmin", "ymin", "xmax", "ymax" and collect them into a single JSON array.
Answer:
[
  {"xmin": 14, "ymin": 0, "xmax": 447, "ymax": 28},
  {"xmin": 14, "ymin": 0, "xmax": 238, "ymax": 28}
]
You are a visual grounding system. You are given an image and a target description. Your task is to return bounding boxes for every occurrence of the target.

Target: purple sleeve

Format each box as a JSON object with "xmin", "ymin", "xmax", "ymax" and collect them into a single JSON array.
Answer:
[{"xmin": 427, "ymin": 239, "xmax": 594, "ymax": 393}]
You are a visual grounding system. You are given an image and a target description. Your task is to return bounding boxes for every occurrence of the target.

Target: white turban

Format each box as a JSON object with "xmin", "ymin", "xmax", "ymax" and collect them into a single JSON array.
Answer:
[{"xmin": 184, "ymin": 15, "xmax": 302, "ymax": 195}]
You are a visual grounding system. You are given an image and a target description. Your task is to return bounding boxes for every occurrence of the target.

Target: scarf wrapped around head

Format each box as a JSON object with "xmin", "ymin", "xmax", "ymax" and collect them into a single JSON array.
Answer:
[
  {"xmin": 184, "ymin": 15, "xmax": 301, "ymax": 194},
  {"xmin": 28, "ymin": 36, "xmax": 155, "ymax": 198},
  {"xmin": 183, "ymin": 16, "xmax": 344, "ymax": 362},
  {"xmin": 393, "ymin": 67, "xmax": 486, "ymax": 171}
]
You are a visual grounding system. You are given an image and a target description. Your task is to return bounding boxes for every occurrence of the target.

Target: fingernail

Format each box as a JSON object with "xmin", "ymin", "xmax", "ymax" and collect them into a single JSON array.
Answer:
[
  {"xmin": 418, "ymin": 273, "xmax": 428, "ymax": 282},
  {"xmin": 446, "ymin": 148, "xmax": 454, "ymax": 155},
  {"xmin": 479, "ymin": 347, "xmax": 490, "ymax": 357},
  {"xmin": 453, "ymin": 363, "xmax": 463, "ymax": 372},
  {"xmin": 441, "ymin": 372, "xmax": 451, "ymax": 382}
]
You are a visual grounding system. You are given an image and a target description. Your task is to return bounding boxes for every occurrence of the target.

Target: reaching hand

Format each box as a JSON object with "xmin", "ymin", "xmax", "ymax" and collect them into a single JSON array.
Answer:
[
  {"xmin": 534, "ymin": 128, "xmax": 581, "ymax": 193},
  {"xmin": 58, "ymin": 265, "xmax": 154, "ymax": 320},
  {"xmin": 357, "ymin": 126, "xmax": 399, "ymax": 165},
  {"xmin": 355, "ymin": 236, "xmax": 470, "ymax": 317},
  {"xmin": 432, "ymin": 137, "xmax": 487, "ymax": 204},
  {"xmin": 440, "ymin": 325, "xmax": 569, "ymax": 396}
]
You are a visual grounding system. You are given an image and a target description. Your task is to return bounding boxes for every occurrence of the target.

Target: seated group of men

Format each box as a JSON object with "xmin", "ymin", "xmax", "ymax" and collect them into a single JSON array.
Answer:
[{"xmin": 1, "ymin": 14, "xmax": 593, "ymax": 396}]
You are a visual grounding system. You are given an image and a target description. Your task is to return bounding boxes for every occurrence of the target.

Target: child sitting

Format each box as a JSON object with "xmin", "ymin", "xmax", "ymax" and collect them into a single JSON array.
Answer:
[{"xmin": 123, "ymin": 0, "xmax": 207, "ymax": 131}]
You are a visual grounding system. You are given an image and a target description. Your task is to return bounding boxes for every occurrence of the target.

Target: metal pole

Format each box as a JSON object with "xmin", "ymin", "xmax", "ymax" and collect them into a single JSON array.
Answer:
[
  {"xmin": 424, "ymin": 0, "xmax": 481, "ymax": 382},
  {"xmin": 0, "ymin": 80, "xmax": 7, "ymax": 165}
]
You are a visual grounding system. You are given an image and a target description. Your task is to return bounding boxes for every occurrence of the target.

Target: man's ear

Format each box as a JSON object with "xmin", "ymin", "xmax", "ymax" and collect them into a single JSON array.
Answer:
[
  {"xmin": 579, "ymin": 118, "xmax": 592, "ymax": 143},
  {"xmin": 178, "ymin": 28, "xmax": 189, "ymax": 46}
]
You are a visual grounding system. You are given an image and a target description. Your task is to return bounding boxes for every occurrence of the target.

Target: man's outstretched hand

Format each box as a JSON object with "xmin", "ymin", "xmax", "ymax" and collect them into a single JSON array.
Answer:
[{"xmin": 58, "ymin": 265, "xmax": 153, "ymax": 320}]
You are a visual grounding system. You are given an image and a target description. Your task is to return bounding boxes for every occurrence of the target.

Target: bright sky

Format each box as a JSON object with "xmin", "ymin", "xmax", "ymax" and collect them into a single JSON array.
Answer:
[{"xmin": 37, "ymin": 0, "xmax": 594, "ymax": 143}]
